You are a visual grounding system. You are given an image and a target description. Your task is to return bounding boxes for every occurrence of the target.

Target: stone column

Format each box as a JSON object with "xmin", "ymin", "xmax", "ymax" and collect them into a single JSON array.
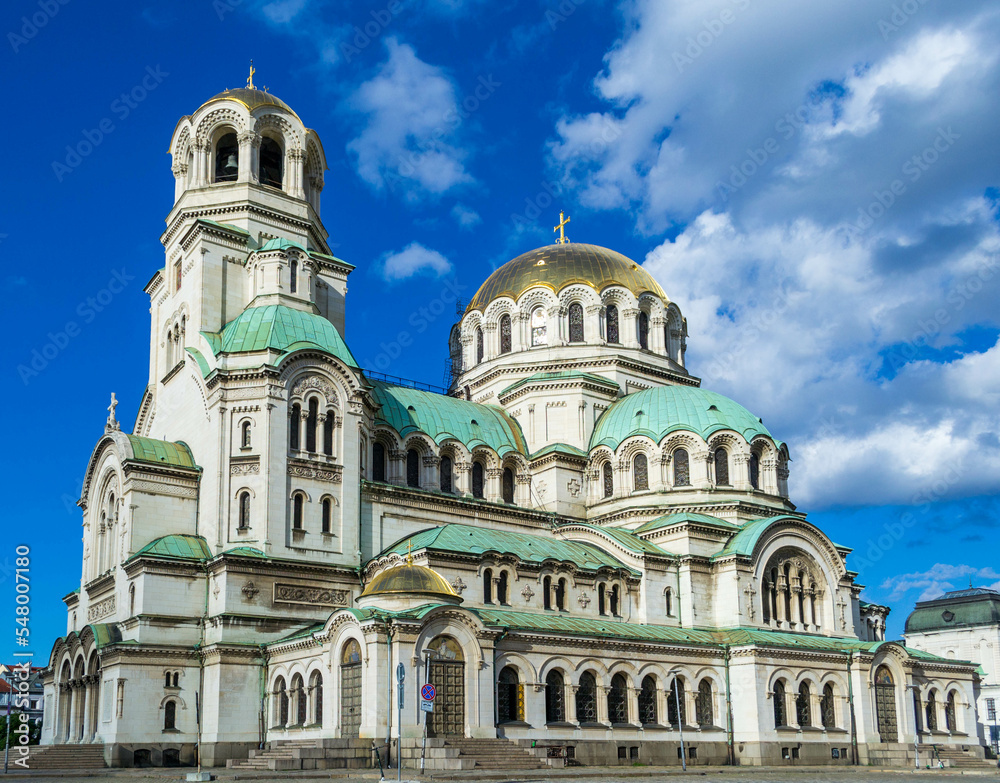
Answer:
[
  {"xmin": 516, "ymin": 474, "xmax": 532, "ymax": 507},
  {"xmin": 238, "ymin": 131, "xmax": 255, "ymax": 183},
  {"xmin": 626, "ymin": 683, "xmax": 639, "ymax": 725},
  {"xmin": 790, "ymin": 586, "xmax": 802, "ymax": 627},
  {"xmin": 455, "ymin": 461, "xmax": 472, "ymax": 496},
  {"xmin": 775, "ymin": 577, "xmax": 788, "ymax": 625},
  {"xmin": 650, "ymin": 315, "xmax": 666, "ymax": 353},
  {"xmin": 622, "ymin": 308, "xmax": 640, "ymax": 348},
  {"xmin": 486, "ymin": 468, "xmax": 502, "ymax": 503},
  {"xmin": 289, "ymin": 147, "xmax": 306, "ymax": 199},
  {"xmin": 483, "ymin": 323, "xmax": 497, "ymax": 360},
  {"xmin": 389, "ymin": 450, "xmax": 405, "ymax": 486},
  {"xmin": 596, "ymin": 685, "xmax": 610, "ymax": 726},
  {"xmin": 299, "ymin": 411, "xmax": 309, "ymax": 454},
  {"xmin": 193, "ymin": 141, "xmax": 209, "ymax": 187}
]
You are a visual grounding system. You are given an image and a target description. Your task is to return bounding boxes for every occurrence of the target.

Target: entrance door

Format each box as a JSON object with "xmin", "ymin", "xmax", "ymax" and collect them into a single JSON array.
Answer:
[
  {"xmin": 427, "ymin": 636, "xmax": 465, "ymax": 737},
  {"xmin": 340, "ymin": 640, "xmax": 362, "ymax": 738},
  {"xmin": 874, "ymin": 665, "xmax": 898, "ymax": 743}
]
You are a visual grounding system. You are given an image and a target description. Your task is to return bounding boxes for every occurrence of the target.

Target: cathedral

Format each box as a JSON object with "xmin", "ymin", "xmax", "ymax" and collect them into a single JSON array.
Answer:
[{"xmin": 42, "ymin": 80, "xmax": 986, "ymax": 771}]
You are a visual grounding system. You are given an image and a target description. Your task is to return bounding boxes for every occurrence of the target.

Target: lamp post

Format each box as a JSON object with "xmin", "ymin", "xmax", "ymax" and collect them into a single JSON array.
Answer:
[{"xmin": 668, "ymin": 668, "xmax": 687, "ymax": 772}]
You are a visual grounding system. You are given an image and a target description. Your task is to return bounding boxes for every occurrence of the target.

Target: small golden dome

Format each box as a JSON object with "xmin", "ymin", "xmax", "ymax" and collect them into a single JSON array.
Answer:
[
  {"xmin": 360, "ymin": 562, "xmax": 458, "ymax": 599},
  {"xmin": 199, "ymin": 87, "xmax": 300, "ymax": 120},
  {"xmin": 466, "ymin": 243, "xmax": 668, "ymax": 312}
]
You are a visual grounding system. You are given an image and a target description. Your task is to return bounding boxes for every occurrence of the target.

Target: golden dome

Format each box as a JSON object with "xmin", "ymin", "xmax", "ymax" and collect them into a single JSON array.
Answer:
[
  {"xmin": 466, "ymin": 243, "xmax": 668, "ymax": 312},
  {"xmin": 199, "ymin": 87, "xmax": 300, "ymax": 120},
  {"xmin": 360, "ymin": 562, "xmax": 459, "ymax": 599}
]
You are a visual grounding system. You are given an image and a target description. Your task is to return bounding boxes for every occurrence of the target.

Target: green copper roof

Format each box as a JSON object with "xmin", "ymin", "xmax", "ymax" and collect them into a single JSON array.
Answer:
[
  {"xmin": 220, "ymin": 546, "xmax": 267, "ymax": 558},
  {"xmin": 635, "ymin": 512, "xmax": 740, "ymax": 535},
  {"xmin": 259, "ymin": 237, "xmax": 307, "ymax": 253},
  {"xmin": 87, "ymin": 623, "xmax": 123, "ymax": 650},
  {"xmin": 530, "ymin": 442, "xmax": 588, "ymax": 460},
  {"xmin": 209, "ymin": 305, "xmax": 359, "ymax": 367},
  {"xmin": 124, "ymin": 436, "xmax": 197, "ymax": 469},
  {"xmin": 500, "ymin": 370, "xmax": 620, "ymax": 398},
  {"xmin": 905, "ymin": 588, "xmax": 1000, "ymax": 634},
  {"xmin": 128, "ymin": 534, "xmax": 212, "ymax": 562},
  {"xmin": 713, "ymin": 515, "xmax": 810, "ymax": 559},
  {"xmin": 558, "ymin": 524, "xmax": 671, "ymax": 556},
  {"xmin": 382, "ymin": 523, "xmax": 635, "ymax": 573},
  {"xmin": 185, "ymin": 346, "xmax": 212, "ymax": 378},
  {"xmin": 590, "ymin": 385, "xmax": 779, "ymax": 451},
  {"xmin": 196, "ymin": 218, "xmax": 250, "ymax": 236},
  {"xmin": 369, "ymin": 380, "xmax": 527, "ymax": 457}
]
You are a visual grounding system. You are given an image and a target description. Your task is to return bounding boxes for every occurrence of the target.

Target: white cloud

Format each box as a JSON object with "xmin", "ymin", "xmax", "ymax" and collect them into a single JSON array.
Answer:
[
  {"xmin": 380, "ymin": 242, "xmax": 453, "ymax": 282},
  {"xmin": 347, "ymin": 39, "xmax": 473, "ymax": 203},
  {"xmin": 451, "ymin": 203, "xmax": 482, "ymax": 229},
  {"xmin": 261, "ymin": 0, "xmax": 308, "ymax": 24},
  {"xmin": 881, "ymin": 563, "xmax": 1000, "ymax": 603}
]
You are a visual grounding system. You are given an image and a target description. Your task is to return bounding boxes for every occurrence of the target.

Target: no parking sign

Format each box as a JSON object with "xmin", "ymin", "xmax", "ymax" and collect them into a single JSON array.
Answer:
[{"xmin": 420, "ymin": 683, "xmax": 436, "ymax": 712}]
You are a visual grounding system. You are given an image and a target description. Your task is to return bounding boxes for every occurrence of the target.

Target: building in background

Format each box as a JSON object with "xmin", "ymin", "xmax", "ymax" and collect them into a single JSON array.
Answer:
[
  {"xmin": 905, "ymin": 587, "xmax": 1000, "ymax": 754},
  {"xmin": 1, "ymin": 664, "xmax": 45, "ymax": 730}
]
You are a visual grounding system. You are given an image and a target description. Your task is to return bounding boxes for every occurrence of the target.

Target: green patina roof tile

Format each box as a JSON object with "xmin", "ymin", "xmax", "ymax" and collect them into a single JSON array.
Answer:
[
  {"xmin": 636, "ymin": 512, "xmax": 740, "ymax": 535},
  {"xmin": 557, "ymin": 523, "xmax": 671, "ymax": 556},
  {"xmin": 125, "ymin": 436, "xmax": 198, "ymax": 469},
  {"xmin": 259, "ymin": 237, "xmax": 307, "ymax": 253},
  {"xmin": 196, "ymin": 219, "xmax": 250, "ymax": 236},
  {"xmin": 370, "ymin": 381, "xmax": 527, "ymax": 457},
  {"xmin": 127, "ymin": 534, "xmax": 212, "ymax": 563},
  {"xmin": 500, "ymin": 370, "xmax": 620, "ymax": 398},
  {"xmin": 591, "ymin": 385, "xmax": 782, "ymax": 451},
  {"xmin": 206, "ymin": 305, "xmax": 359, "ymax": 368},
  {"xmin": 185, "ymin": 346, "xmax": 212, "ymax": 378},
  {"xmin": 381, "ymin": 523, "xmax": 636, "ymax": 573},
  {"xmin": 220, "ymin": 546, "xmax": 267, "ymax": 558},
  {"xmin": 530, "ymin": 442, "xmax": 588, "ymax": 460},
  {"xmin": 712, "ymin": 515, "xmax": 808, "ymax": 559}
]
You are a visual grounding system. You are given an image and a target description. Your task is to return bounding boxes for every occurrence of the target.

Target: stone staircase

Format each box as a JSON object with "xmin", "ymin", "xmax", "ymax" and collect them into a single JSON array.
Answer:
[
  {"xmin": 10, "ymin": 744, "xmax": 106, "ymax": 770},
  {"xmin": 920, "ymin": 744, "xmax": 996, "ymax": 770},
  {"xmin": 442, "ymin": 737, "xmax": 547, "ymax": 770},
  {"xmin": 227, "ymin": 738, "xmax": 372, "ymax": 771}
]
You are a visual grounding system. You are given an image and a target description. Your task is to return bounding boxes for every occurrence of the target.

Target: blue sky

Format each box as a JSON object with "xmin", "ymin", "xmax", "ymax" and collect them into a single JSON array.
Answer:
[{"xmin": 3, "ymin": 0, "xmax": 999, "ymax": 662}]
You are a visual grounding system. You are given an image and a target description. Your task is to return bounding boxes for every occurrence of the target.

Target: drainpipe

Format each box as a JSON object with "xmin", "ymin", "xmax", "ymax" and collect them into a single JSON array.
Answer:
[
  {"xmin": 847, "ymin": 652, "xmax": 859, "ymax": 765},
  {"xmin": 384, "ymin": 615, "xmax": 393, "ymax": 767},
  {"xmin": 723, "ymin": 644, "xmax": 735, "ymax": 765},
  {"xmin": 674, "ymin": 561, "xmax": 683, "ymax": 626},
  {"xmin": 195, "ymin": 560, "xmax": 209, "ymax": 770},
  {"xmin": 258, "ymin": 644, "xmax": 268, "ymax": 749}
]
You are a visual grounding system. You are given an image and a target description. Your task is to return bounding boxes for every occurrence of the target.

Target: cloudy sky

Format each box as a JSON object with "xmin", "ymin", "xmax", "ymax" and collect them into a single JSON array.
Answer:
[{"xmin": 4, "ymin": 0, "xmax": 999, "ymax": 655}]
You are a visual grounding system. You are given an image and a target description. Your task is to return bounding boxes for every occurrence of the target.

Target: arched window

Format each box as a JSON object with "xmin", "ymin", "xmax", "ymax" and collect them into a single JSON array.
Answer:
[
  {"xmin": 608, "ymin": 673, "xmax": 628, "ymax": 724},
  {"xmin": 673, "ymin": 448, "xmax": 690, "ymax": 486},
  {"xmin": 483, "ymin": 568, "xmax": 494, "ymax": 604},
  {"xmin": 499, "ymin": 314, "xmax": 512, "ymax": 354},
  {"xmin": 638, "ymin": 311, "xmax": 649, "ymax": 349},
  {"xmin": 796, "ymin": 682, "xmax": 812, "ymax": 727},
  {"xmin": 576, "ymin": 672, "xmax": 597, "ymax": 723},
  {"xmin": 543, "ymin": 576, "xmax": 552, "ymax": 610},
  {"xmin": 597, "ymin": 583, "xmax": 606, "ymax": 615},
  {"xmin": 472, "ymin": 462, "xmax": 485, "ymax": 499},
  {"xmin": 214, "ymin": 132, "xmax": 238, "ymax": 182},
  {"xmin": 606, "ymin": 304, "xmax": 619, "ymax": 343},
  {"xmin": 406, "ymin": 449, "xmax": 420, "ymax": 488},
  {"xmin": 241, "ymin": 421, "xmax": 252, "ymax": 449},
  {"xmin": 667, "ymin": 676, "xmax": 686, "ymax": 727},
  {"xmin": 568, "ymin": 302, "xmax": 584, "ymax": 343},
  {"xmin": 497, "ymin": 570, "xmax": 509, "ymax": 604},
  {"xmin": 714, "ymin": 447, "xmax": 730, "ymax": 486},
  {"xmin": 372, "ymin": 443, "xmax": 386, "ymax": 482},
  {"xmin": 821, "ymin": 684, "xmax": 835, "ymax": 729},
  {"xmin": 633, "ymin": 453, "xmax": 648, "ymax": 491},
  {"xmin": 274, "ymin": 677, "xmax": 289, "ymax": 727},
  {"xmin": 665, "ymin": 588, "xmax": 673, "ymax": 617},
  {"xmin": 476, "ymin": 327, "xmax": 484, "ymax": 363},
  {"xmin": 602, "ymin": 462, "xmax": 614, "ymax": 498},
  {"xmin": 696, "ymin": 679, "xmax": 714, "ymax": 726},
  {"xmin": 926, "ymin": 691, "xmax": 937, "ymax": 731},
  {"xmin": 164, "ymin": 699, "xmax": 177, "ymax": 730},
  {"xmin": 502, "ymin": 467, "xmax": 514, "ymax": 504},
  {"xmin": 773, "ymin": 680, "xmax": 787, "ymax": 727},
  {"xmin": 292, "ymin": 493, "xmax": 304, "ymax": 530},
  {"xmin": 639, "ymin": 675, "xmax": 657, "ymax": 725},
  {"xmin": 164, "ymin": 672, "xmax": 172, "ymax": 688},
  {"xmin": 292, "ymin": 674, "xmax": 307, "ymax": 726},
  {"xmin": 498, "ymin": 667, "xmax": 523, "ymax": 723},
  {"xmin": 749, "ymin": 452, "xmax": 760, "ymax": 489},
  {"xmin": 129, "ymin": 583, "xmax": 136, "ymax": 616},
  {"xmin": 238, "ymin": 491, "xmax": 251, "ymax": 529},
  {"xmin": 555, "ymin": 578, "xmax": 567, "ymax": 611},
  {"xmin": 323, "ymin": 410, "xmax": 334, "ymax": 455},
  {"xmin": 289, "ymin": 258, "xmax": 298, "ymax": 294},
  {"xmin": 289, "ymin": 403, "xmax": 301, "ymax": 451},
  {"xmin": 530, "ymin": 307, "xmax": 547, "ymax": 346},
  {"xmin": 309, "ymin": 671, "xmax": 323, "ymax": 726},
  {"xmin": 545, "ymin": 670, "xmax": 565, "ymax": 723},
  {"xmin": 609, "ymin": 584, "xmax": 619, "ymax": 616},
  {"xmin": 259, "ymin": 136, "xmax": 283, "ymax": 188},
  {"xmin": 321, "ymin": 498, "xmax": 332, "ymax": 534},
  {"xmin": 306, "ymin": 398, "xmax": 318, "ymax": 452},
  {"xmin": 945, "ymin": 691, "xmax": 957, "ymax": 732},
  {"xmin": 440, "ymin": 455, "xmax": 453, "ymax": 493}
]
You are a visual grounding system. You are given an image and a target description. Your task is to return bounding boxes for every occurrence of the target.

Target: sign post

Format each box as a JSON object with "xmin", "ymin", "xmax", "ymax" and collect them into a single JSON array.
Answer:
[
  {"xmin": 396, "ymin": 663, "xmax": 404, "ymax": 782},
  {"xmin": 420, "ymin": 651, "xmax": 431, "ymax": 774}
]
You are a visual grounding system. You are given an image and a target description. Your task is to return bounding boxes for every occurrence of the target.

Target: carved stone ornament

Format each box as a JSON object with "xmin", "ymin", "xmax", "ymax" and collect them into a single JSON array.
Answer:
[
  {"xmin": 521, "ymin": 584, "xmax": 535, "ymax": 604},
  {"xmin": 273, "ymin": 583, "xmax": 350, "ymax": 607},
  {"xmin": 577, "ymin": 591, "xmax": 591, "ymax": 609},
  {"xmin": 87, "ymin": 595, "xmax": 116, "ymax": 622},
  {"xmin": 451, "ymin": 577, "xmax": 467, "ymax": 595},
  {"xmin": 287, "ymin": 463, "xmax": 343, "ymax": 483},
  {"xmin": 292, "ymin": 376, "xmax": 337, "ymax": 402},
  {"xmin": 567, "ymin": 478, "xmax": 582, "ymax": 498},
  {"xmin": 242, "ymin": 580, "xmax": 260, "ymax": 601}
]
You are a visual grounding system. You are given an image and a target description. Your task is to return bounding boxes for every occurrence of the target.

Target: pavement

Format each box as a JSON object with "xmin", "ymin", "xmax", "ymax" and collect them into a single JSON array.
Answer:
[{"xmin": 1, "ymin": 766, "xmax": 999, "ymax": 783}]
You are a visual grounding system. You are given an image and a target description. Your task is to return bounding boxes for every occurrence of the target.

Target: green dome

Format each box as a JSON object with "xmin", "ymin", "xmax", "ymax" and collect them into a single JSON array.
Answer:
[
  {"xmin": 905, "ymin": 588, "xmax": 1000, "ymax": 634},
  {"xmin": 590, "ymin": 385, "xmax": 778, "ymax": 451},
  {"xmin": 210, "ymin": 305, "xmax": 359, "ymax": 367}
]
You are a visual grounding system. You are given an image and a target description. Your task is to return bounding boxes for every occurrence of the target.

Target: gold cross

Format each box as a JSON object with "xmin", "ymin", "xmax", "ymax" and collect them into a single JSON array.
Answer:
[
  {"xmin": 406, "ymin": 540, "xmax": 413, "ymax": 564},
  {"xmin": 247, "ymin": 60, "xmax": 256, "ymax": 90},
  {"xmin": 554, "ymin": 210, "xmax": 571, "ymax": 244}
]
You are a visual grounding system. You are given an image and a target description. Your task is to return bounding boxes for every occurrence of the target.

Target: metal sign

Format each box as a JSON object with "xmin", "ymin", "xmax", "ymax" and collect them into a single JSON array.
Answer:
[
  {"xmin": 421, "ymin": 683, "xmax": 436, "ymax": 701},
  {"xmin": 420, "ymin": 699, "xmax": 434, "ymax": 713},
  {"xmin": 396, "ymin": 663, "xmax": 405, "ymax": 683}
]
